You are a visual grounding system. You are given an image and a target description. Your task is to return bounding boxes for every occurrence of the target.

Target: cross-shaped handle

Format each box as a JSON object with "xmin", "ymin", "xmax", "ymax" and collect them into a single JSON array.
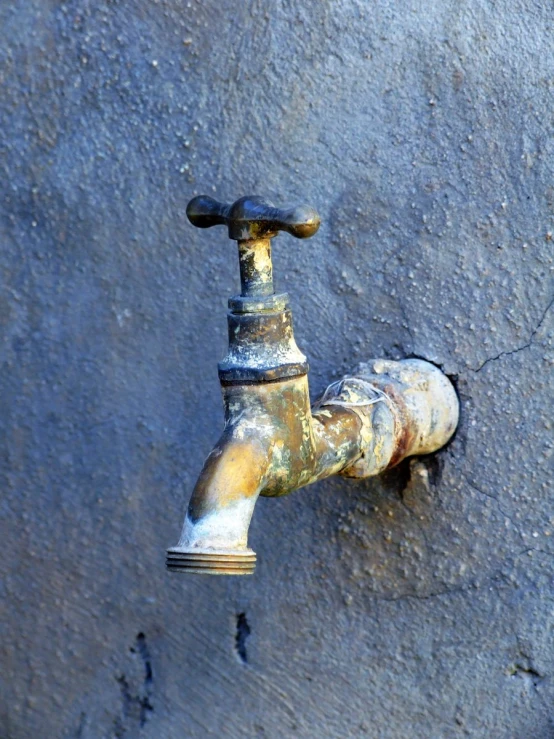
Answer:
[{"xmin": 186, "ymin": 195, "xmax": 320, "ymax": 297}]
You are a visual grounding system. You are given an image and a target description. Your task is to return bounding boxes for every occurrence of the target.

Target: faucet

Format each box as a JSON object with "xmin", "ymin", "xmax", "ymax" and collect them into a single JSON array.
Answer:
[{"xmin": 166, "ymin": 195, "xmax": 459, "ymax": 575}]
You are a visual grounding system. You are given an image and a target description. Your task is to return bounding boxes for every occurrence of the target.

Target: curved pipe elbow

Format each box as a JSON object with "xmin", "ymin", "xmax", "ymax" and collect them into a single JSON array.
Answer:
[{"xmin": 166, "ymin": 427, "xmax": 271, "ymax": 574}]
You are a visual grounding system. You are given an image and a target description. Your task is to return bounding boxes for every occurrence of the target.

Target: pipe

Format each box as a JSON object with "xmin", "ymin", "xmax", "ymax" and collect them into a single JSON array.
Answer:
[{"xmin": 167, "ymin": 360, "xmax": 459, "ymax": 575}]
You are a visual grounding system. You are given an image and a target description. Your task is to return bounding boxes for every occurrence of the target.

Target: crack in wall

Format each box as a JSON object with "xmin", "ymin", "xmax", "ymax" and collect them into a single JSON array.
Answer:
[
  {"xmin": 360, "ymin": 496, "xmax": 544, "ymax": 606},
  {"xmin": 76, "ymin": 711, "xmax": 86, "ymax": 738},
  {"xmin": 397, "ymin": 298, "xmax": 416, "ymax": 348},
  {"xmin": 509, "ymin": 639, "xmax": 545, "ymax": 689},
  {"xmin": 373, "ymin": 542, "xmax": 545, "ymax": 604},
  {"xmin": 472, "ymin": 295, "xmax": 553, "ymax": 373},
  {"xmin": 466, "ymin": 481, "xmax": 525, "ymax": 545},
  {"xmin": 114, "ymin": 633, "xmax": 154, "ymax": 737},
  {"xmin": 509, "ymin": 664, "xmax": 543, "ymax": 682}
]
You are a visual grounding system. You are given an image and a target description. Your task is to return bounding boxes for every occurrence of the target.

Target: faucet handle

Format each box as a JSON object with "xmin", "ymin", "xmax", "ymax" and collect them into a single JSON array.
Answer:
[
  {"xmin": 187, "ymin": 195, "xmax": 320, "ymax": 299},
  {"xmin": 186, "ymin": 195, "xmax": 320, "ymax": 242}
]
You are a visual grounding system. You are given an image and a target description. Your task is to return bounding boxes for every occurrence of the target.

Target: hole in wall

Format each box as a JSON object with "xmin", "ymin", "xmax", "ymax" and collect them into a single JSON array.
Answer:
[
  {"xmin": 509, "ymin": 663, "xmax": 543, "ymax": 687},
  {"xmin": 133, "ymin": 632, "xmax": 153, "ymax": 689},
  {"xmin": 235, "ymin": 613, "xmax": 251, "ymax": 664},
  {"xmin": 114, "ymin": 632, "xmax": 154, "ymax": 734},
  {"xmin": 380, "ymin": 459, "xmax": 411, "ymax": 496}
]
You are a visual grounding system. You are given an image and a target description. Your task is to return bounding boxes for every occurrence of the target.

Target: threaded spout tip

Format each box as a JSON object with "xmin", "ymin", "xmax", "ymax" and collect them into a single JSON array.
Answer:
[{"xmin": 166, "ymin": 548, "xmax": 256, "ymax": 575}]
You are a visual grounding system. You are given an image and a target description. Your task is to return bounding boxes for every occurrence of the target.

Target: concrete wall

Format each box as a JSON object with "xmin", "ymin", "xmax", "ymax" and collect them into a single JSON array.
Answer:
[{"xmin": 1, "ymin": 1, "xmax": 553, "ymax": 737}]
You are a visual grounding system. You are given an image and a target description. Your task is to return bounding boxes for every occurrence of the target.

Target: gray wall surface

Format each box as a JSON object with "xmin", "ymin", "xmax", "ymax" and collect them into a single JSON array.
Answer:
[{"xmin": 1, "ymin": 1, "xmax": 553, "ymax": 737}]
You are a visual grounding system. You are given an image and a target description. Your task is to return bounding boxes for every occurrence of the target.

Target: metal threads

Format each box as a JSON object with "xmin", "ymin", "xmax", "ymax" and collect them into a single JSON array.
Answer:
[
  {"xmin": 227, "ymin": 292, "xmax": 289, "ymax": 314},
  {"xmin": 166, "ymin": 549, "xmax": 256, "ymax": 576}
]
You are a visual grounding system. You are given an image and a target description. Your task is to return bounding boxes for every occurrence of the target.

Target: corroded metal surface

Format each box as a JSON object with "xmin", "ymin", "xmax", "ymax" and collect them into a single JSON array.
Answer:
[
  {"xmin": 186, "ymin": 195, "xmax": 320, "ymax": 298},
  {"xmin": 218, "ymin": 305, "xmax": 308, "ymax": 382},
  {"xmin": 324, "ymin": 359, "xmax": 460, "ymax": 478},
  {"xmin": 167, "ymin": 196, "xmax": 459, "ymax": 574}
]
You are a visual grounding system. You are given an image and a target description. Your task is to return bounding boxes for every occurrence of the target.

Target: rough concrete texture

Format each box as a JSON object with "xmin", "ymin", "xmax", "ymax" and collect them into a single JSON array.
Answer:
[{"xmin": 1, "ymin": 1, "xmax": 553, "ymax": 737}]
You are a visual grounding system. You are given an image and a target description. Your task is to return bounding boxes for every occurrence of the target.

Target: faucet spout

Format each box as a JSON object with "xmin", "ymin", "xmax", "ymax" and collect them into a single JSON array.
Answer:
[{"xmin": 167, "ymin": 422, "xmax": 271, "ymax": 575}]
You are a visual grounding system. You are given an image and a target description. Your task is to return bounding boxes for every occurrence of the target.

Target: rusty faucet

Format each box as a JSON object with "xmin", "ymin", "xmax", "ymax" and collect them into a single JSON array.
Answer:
[{"xmin": 166, "ymin": 195, "xmax": 459, "ymax": 575}]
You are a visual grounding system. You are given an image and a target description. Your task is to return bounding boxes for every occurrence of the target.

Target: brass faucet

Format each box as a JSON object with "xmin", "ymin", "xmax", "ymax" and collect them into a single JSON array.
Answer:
[{"xmin": 166, "ymin": 195, "xmax": 459, "ymax": 575}]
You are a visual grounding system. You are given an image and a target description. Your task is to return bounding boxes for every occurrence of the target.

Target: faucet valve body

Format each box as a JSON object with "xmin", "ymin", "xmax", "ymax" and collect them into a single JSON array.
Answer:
[
  {"xmin": 167, "ymin": 195, "xmax": 459, "ymax": 575},
  {"xmin": 219, "ymin": 297, "xmax": 308, "ymax": 383}
]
